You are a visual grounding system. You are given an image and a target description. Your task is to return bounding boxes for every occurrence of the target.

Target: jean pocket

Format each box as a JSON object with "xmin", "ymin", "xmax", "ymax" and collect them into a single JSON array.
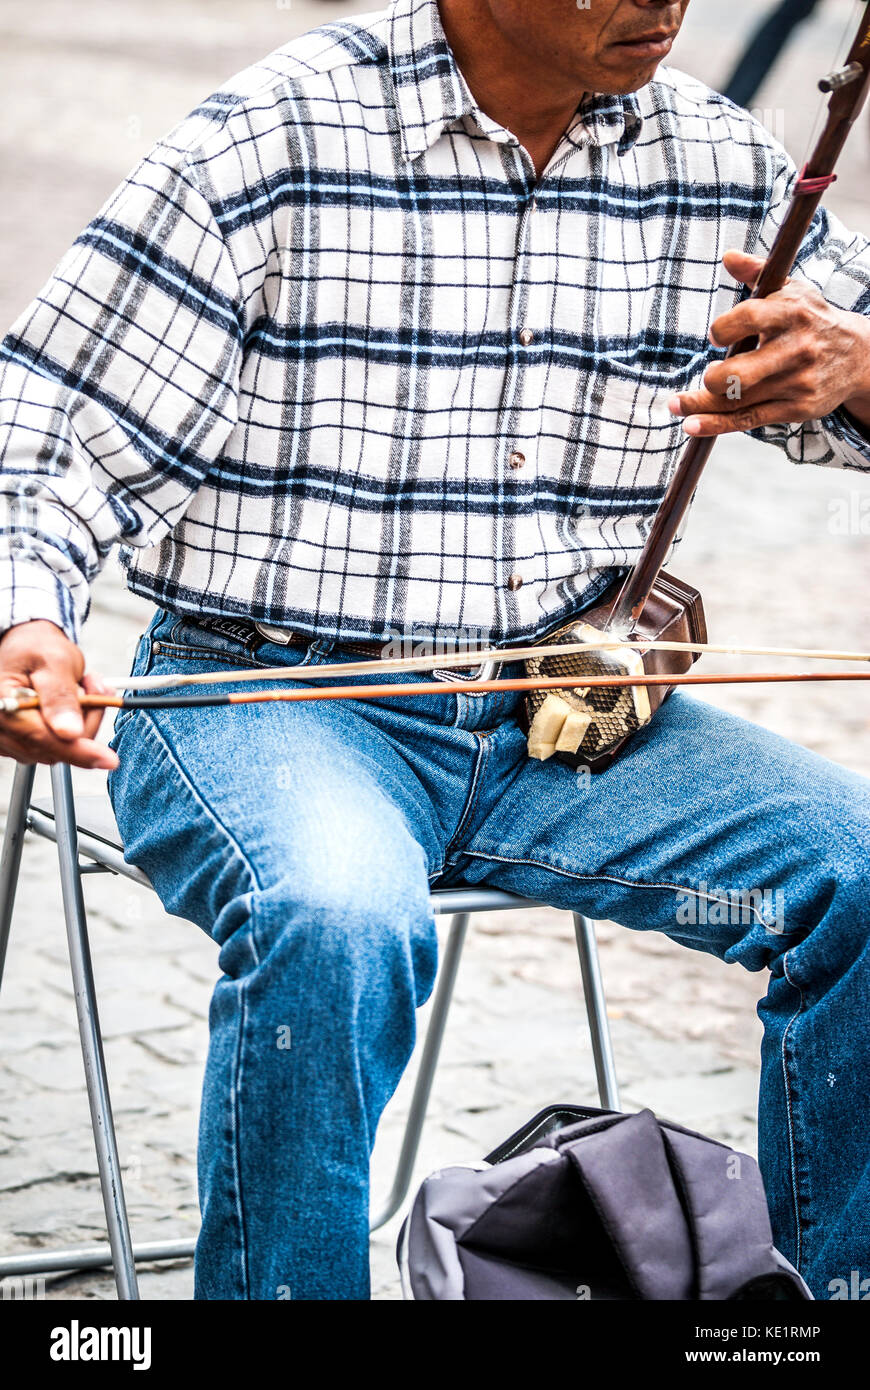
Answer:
[{"xmin": 156, "ymin": 614, "xmax": 328, "ymax": 673}]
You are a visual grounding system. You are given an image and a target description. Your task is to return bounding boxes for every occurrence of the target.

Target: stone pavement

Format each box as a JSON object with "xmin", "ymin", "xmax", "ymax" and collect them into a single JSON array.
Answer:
[{"xmin": 0, "ymin": 0, "xmax": 868, "ymax": 1300}]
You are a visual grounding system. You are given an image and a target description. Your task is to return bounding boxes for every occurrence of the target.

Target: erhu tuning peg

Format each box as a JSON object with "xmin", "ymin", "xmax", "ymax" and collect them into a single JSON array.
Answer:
[{"xmin": 819, "ymin": 61, "xmax": 864, "ymax": 93}]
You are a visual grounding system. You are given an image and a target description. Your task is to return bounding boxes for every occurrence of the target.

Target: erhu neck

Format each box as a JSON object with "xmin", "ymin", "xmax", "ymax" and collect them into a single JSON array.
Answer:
[{"xmin": 604, "ymin": 3, "xmax": 870, "ymax": 637}]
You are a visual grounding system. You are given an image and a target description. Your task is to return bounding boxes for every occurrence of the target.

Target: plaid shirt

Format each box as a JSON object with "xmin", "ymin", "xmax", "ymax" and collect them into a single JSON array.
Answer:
[{"xmin": 1, "ymin": 0, "xmax": 869, "ymax": 648}]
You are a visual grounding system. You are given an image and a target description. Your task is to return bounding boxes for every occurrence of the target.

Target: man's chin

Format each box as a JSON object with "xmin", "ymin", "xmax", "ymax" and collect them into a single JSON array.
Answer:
[{"xmin": 590, "ymin": 59, "xmax": 667, "ymax": 95}]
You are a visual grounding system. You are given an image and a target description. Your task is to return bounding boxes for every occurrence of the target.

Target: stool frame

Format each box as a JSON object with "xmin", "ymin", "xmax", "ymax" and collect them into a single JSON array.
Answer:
[{"xmin": 0, "ymin": 761, "xmax": 619, "ymax": 1299}]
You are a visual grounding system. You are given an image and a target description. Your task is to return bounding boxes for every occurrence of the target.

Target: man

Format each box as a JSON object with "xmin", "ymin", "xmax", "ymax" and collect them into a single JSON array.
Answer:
[{"xmin": 0, "ymin": 0, "xmax": 868, "ymax": 1301}]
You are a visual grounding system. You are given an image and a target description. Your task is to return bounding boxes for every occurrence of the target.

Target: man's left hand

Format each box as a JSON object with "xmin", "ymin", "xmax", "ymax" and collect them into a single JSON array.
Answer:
[{"xmin": 668, "ymin": 249, "xmax": 870, "ymax": 437}]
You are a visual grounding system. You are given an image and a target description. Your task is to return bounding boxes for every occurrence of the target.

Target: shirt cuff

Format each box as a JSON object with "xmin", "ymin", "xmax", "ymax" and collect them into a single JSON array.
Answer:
[
  {"xmin": 0, "ymin": 556, "xmax": 81, "ymax": 643},
  {"xmin": 821, "ymin": 406, "xmax": 870, "ymax": 470}
]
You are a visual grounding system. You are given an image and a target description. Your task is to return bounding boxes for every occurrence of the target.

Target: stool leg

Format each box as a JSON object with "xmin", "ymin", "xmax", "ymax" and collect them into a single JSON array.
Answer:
[
  {"xmin": 573, "ymin": 914, "xmax": 621, "ymax": 1111},
  {"xmin": 50, "ymin": 763, "xmax": 140, "ymax": 1300},
  {"xmin": 370, "ymin": 912, "xmax": 470, "ymax": 1232},
  {"xmin": 0, "ymin": 762, "xmax": 36, "ymax": 993}
]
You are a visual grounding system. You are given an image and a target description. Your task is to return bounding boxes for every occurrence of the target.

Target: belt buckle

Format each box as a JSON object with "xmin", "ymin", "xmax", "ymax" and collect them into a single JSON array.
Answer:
[
  {"xmin": 254, "ymin": 621, "xmax": 295, "ymax": 646},
  {"xmin": 432, "ymin": 657, "xmax": 499, "ymax": 686}
]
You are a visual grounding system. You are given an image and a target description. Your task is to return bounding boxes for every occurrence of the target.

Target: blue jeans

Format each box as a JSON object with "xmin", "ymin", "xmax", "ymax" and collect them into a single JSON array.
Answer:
[{"xmin": 107, "ymin": 609, "xmax": 870, "ymax": 1300}]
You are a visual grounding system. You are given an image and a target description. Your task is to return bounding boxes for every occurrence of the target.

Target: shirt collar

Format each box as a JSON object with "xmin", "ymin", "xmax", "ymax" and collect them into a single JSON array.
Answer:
[
  {"xmin": 387, "ymin": 0, "xmax": 644, "ymax": 164},
  {"xmin": 574, "ymin": 89, "xmax": 643, "ymax": 158}
]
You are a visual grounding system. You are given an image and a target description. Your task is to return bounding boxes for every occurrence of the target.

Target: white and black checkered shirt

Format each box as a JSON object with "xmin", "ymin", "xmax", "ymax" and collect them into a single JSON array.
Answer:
[{"xmin": 2, "ymin": 0, "xmax": 869, "ymax": 647}]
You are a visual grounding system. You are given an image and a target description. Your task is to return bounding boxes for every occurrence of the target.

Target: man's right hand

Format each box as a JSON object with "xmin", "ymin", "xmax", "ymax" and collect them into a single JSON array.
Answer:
[{"xmin": 0, "ymin": 620, "xmax": 119, "ymax": 770}]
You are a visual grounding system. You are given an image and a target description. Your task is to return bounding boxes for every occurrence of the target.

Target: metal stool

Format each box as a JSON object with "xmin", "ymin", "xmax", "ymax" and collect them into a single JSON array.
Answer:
[{"xmin": 0, "ymin": 760, "xmax": 620, "ymax": 1299}]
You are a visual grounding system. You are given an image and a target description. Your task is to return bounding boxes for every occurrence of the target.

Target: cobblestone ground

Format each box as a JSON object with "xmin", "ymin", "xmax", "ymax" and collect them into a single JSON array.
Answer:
[{"xmin": 0, "ymin": 0, "xmax": 868, "ymax": 1300}]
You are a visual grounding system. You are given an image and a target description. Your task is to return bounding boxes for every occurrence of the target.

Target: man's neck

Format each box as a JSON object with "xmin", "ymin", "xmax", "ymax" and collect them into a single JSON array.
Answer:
[{"xmin": 438, "ymin": 0, "xmax": 587, "ymax": 177}]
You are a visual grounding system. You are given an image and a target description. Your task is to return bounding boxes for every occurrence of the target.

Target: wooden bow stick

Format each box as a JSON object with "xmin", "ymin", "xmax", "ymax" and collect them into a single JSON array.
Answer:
[{"xmin": 2, "ymin": 671, "xmax": 869, "ymax": 714}]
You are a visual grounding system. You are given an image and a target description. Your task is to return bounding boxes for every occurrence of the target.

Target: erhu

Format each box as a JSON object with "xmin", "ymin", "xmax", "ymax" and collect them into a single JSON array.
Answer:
[{"xmin": 524, "ymin": 2, "xmax": 870, "ymax": 770}]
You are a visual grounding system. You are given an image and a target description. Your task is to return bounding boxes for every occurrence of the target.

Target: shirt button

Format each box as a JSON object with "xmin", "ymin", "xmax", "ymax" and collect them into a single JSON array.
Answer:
[
  {"xmin": 507, "ymin": 573, "xmax": 524, "ymax": 592},
  {"xmin": 508, "ymin": 451, "xmax": 526, "ymax": 469},
  {"xmin": 518, "ymin": 328, "xmax": 534, "ymax": 347}
]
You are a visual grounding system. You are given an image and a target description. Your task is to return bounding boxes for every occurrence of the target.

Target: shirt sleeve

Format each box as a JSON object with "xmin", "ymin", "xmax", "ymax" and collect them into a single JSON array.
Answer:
[
  {"xmin": 747, "ymin": 147, "xmax": 870, "ymax": 472},
  {"xmin": 0, "ymin": 144, "xmax": 243, "ymax": 642}
]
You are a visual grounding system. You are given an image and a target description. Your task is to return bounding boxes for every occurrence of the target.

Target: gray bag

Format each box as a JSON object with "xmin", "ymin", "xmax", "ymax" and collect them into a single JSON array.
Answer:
[{"xmin": 398, "ymin": 1105, "xmax": 812, "ymax": 1301}]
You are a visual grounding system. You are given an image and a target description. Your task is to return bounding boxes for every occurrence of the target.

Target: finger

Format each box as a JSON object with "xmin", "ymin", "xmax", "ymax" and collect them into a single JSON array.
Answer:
[
  {"xmin": 670, "ymin": 387, "xmax": 742, "ymax": 418},
  {"xmin": 0, "ymin": 723, "xmax": 119, "ymax": 769},
  {"xmin": 680, "ymin": 400, "xmax": 800, "ymax": 438},
  {"xmin": 669, "ymin": 367, "xmax": 802, "ymax": 419},
  {"xmin": 0, "ymin": 669, "xmax": 118, "ymax": 768},
  {"xmin": 709, "ymin": 295, "xmax": 798, "ymax": 349},
  {"xmin": 722, "ymin": 249, "xmax": 767, "ymax": 289},
  {"xmin": 0, "ymin": 703, "xmax": 60, "ymax": 749},
  {"xmin": 82, "ymin": 672, "xmax": 112, "ymax": 696},
  {"xmin": 29, "ymin": 665, "xmax": 86, "ymax": 740},
  {"xmin": 81, "ymin": 671, "xmax": 113, "ymax": 742},
  {"xmin": 701, "ymin": 336, "xmax": 813, "ymax": 398},
  {"xmin": 82, "ymin": 708, "xmax": 108, "ymax": 741}
]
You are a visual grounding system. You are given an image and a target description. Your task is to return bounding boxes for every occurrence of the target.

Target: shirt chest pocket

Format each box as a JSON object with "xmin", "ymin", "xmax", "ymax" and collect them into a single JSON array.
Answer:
[{"xmin": 572, "ymin": 368, "xmax": 693, "ymax": 494}]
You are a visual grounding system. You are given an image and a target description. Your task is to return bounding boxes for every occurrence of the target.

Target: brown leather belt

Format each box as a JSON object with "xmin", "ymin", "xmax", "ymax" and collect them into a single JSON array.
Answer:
[
  {"xmin": 255, "ymin": 622, "xmax": 384, "ymax": 657},
  {"xmin": 256, "ymin": 624, "xmax": 497, "ymax": 673},
  {"xmin": 192, "ymin": 615, "xmax": 494, "ymax": 668}
]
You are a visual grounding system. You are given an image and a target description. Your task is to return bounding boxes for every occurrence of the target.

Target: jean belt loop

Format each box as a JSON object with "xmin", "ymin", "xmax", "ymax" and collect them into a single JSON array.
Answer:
[
  {"xmin": 151, "ymin": 608, "xmax": 172, "ymax": 641},
  {"xmin": 309, "ymin": 637, "xmax": 337, "ymax": 660}
]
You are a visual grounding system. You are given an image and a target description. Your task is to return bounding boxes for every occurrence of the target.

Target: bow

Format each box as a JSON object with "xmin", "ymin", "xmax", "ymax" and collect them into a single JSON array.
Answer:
[{"xmin": 1, "ymin": 638, "xmax": 869, "ymax": 715}]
